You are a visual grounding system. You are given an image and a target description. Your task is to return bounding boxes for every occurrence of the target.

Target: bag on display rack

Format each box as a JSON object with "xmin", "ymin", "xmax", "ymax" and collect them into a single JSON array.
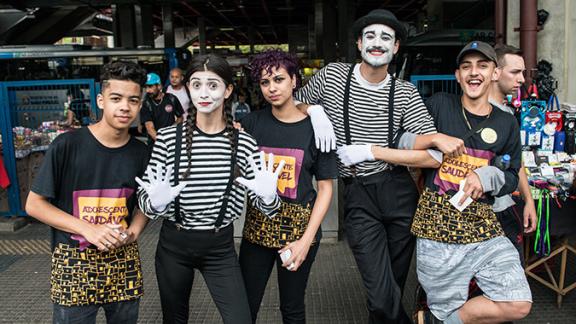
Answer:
[
  {"xmin": 546, "ymin": 94, "xmax": 563, "ymax": 132},
  {"xmin": 521, "ymin": 99, "xmax": 546, "ymax": 147},
  {"xmin": 564, "ymin": 112, "xmax": 576, "ymax": 154}
]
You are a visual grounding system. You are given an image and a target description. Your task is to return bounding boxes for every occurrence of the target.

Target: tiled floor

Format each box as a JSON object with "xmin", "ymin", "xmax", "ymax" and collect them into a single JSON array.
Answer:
[{"xmin": 1, "ymin": 220, "xmax": 575, "ymax": 323}]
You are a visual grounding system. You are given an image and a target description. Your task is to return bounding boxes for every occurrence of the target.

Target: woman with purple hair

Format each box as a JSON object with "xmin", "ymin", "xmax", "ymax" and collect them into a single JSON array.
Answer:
[{"xmin": 238, "ymin": 49, "xmax": 338, "ymax": 323}]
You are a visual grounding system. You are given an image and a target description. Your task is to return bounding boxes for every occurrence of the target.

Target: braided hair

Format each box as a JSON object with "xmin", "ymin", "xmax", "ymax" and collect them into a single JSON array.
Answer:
[{"xmin": 183, "ymin": 54, "xmax": 237, "ymax": 179}]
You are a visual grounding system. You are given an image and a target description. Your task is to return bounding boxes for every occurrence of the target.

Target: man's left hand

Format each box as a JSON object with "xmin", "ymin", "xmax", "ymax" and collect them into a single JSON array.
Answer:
[
  {"xmin": 523, "ymin": 200, "xmax": 538, "ymax": 233},
  {"xmin": 308, "ymin": 105, "xmax": 337, "ymax": 153},
  {"xmin": 460, "ymin": 172, "xmax": 484, "ymax": 204}
]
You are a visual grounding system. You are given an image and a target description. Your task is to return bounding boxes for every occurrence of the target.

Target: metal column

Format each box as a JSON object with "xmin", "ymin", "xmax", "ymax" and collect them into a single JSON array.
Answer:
[
  {"xmin": 198, "ymin": 17, "xmax": 206, "ymax": 55},
  {"xmin": 162, "ymin": 4, "xmax": 175, "ymax": 48},
  {"xmin": 495, "ymin": 0, "xmax": 507, "ymax": 45},
  {"xmin": 135, "ymin": 4, "xmax": 154, "ymax": 48},
  {"xmin": 520, "ymin": 0, "xmax": 538, "ymax": 86}
]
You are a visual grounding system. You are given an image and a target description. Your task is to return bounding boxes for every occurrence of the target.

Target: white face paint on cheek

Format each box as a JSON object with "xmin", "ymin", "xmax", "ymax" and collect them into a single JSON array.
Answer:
[
  {"xmin": 360, "ymin": 24, "xmax": 396, "ymax": 67},
  {"xmin": 189, "ymin": 71, "xmax": 227, "ymax": 114}
]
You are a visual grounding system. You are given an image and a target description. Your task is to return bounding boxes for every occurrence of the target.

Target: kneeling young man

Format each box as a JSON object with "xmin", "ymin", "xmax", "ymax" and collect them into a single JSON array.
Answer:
[{"xmin": 411, "ymin": 42, "xmax": 532, "ymax": 323}]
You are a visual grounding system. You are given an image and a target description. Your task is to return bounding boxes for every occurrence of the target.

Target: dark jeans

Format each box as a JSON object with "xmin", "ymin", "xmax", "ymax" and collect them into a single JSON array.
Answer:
[
  {"xmin": 239, "ymin": 238, "xmax": 320, "ymax": 324},
  {"xmin": 343, "ymin": 169, "xmax": 417, "ymax": 324},
  {"xmin": 155, "ymin": 221, "xmax": 251, "ymax": 324},
  {"xmin": 52, "ymin": 299, "xmax": 139, "ymax": 324},
  {"xmin": 496, "ymin": 205, "xmax": 525, "ymax": 265}
]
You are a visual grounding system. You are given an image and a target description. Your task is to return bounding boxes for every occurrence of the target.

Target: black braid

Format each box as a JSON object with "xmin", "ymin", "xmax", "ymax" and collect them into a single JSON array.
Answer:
[
  {"xmin": 183, "ymin": 101, "xmax": 197, "ymax": 179},
  {"xmin": 223, "ymin": 102, "xmax": 241, "ymax": 178}
]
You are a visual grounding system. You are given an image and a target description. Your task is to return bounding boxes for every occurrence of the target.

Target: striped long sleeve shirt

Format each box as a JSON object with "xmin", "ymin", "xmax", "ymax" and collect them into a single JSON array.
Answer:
[
  {"xmin": 137, "ymin": 124, "xmax": 280, "ymax": 230},
  {"xmin": 295, "ymin": 63, "xmax": 437, "ymax": 177}
]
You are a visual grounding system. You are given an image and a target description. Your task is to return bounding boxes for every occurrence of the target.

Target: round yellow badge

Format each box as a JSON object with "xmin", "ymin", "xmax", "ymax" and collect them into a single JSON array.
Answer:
[{"xmin": 481, "ymin": 128, "xmax": 498, "ymax": 144}]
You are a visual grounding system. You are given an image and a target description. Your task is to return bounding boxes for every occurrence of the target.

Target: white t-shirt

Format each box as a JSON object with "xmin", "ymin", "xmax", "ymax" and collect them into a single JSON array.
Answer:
[{"xmin": 166, "ymin": 85, "xmax": 190, "ymax": 120}]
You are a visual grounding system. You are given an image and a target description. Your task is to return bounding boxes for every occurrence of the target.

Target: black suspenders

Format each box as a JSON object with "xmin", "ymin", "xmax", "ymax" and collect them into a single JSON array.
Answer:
[
  {"xmin": 342, "ymin": 64, "xmax": 396, "ymax": 176},
  {"xmin": 173, "ymin": 124, "xmax": 239, "ymax": 232}
]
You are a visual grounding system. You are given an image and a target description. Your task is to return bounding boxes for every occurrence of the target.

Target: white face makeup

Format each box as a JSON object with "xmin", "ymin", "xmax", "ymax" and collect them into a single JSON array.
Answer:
[
  {"xmin": 360, "ymin": 24, "xmax": 396, "ymax": 67},
  {"xmin": 188, "ymin": 71, "xmax": 227, "ymax": 114}
]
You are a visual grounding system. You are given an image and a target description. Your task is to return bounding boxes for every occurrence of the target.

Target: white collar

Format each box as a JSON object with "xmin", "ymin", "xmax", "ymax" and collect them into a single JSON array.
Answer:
[{"xmin": 353, "ymin": 63, "xmax": 390, "ymax": 91}]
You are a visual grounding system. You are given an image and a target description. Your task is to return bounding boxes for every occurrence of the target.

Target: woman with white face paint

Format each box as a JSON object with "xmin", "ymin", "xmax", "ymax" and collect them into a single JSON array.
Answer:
[{"xmin": 136, "ymin": 54, "xmax": 284, "ymax": 324}]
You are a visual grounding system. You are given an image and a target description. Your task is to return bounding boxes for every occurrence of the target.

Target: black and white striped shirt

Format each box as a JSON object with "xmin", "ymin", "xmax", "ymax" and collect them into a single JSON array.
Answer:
[
  {"xmin": 138, "ymin": 124, "xmax": 280, "ymax": 230},
  {"xmin": 295, "ymin": 63, "xmax": 436, "ymax": 177}
]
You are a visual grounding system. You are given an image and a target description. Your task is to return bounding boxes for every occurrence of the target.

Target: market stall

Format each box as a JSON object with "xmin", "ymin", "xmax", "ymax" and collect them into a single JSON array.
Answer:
[
  {"xmin": 517, "ymin": 92, "xmax": 576, "ymax": 307},
  {"xmin": 0, "ymin": 79, "xmax": 98, "ymax": 217}
]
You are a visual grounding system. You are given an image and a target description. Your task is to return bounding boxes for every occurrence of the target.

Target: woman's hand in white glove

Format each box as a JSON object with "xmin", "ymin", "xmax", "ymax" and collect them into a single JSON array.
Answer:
[
  {"xmin": 236, "ymin": 151, "xmax": 286, "ymax": 204},
  {"xmin": 135, "ymin": 165, "xmax": 186, "ymax": 212}
]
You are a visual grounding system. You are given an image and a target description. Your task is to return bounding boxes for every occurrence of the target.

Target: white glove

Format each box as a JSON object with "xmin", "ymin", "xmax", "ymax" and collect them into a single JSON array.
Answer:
[
  {"xmin": 236, "ymin": 151, "xmax": 286, "ymax": 204},
  {"xmin": 337, "ymin": 144, "xmax": 375, "ymax": 166},
  {"xmin": 135, "ymin": 165, "xmax": 186, "ymax": 212},
  {"xmin": 308, "ymin": 105, "xmax": 337, "ymax": 153}
]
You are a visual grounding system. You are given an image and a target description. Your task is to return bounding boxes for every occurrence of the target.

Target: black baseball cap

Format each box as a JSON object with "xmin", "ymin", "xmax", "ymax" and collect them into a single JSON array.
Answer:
[
  {"xmin": 351, "ymin": 9, "xmax": 407, "ymax": 42},
  {"xmin": 456, "ymin": 41, "xmax": 498, "ymax": 66}
]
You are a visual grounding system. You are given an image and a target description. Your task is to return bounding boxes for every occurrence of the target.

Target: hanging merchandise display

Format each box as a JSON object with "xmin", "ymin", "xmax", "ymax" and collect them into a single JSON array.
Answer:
[
  {"xmin": 546, "ymin": 94, "xmax": 563, "ymax": 132},
  {"xmin": 520, "ymin": 84, "xmax": 576, "ymax": 205},
  {"xmin": 564, "ymin": 112, "xmax": 576, "ymax": 155},
  {"xmin": 521, "ymin": 99, "xmax": 546, "ymax": 147},
  {"xmin": 534, "ymin": 189, "xmax": 551, "ymax": 257},
  {"xmin": 512, "ymin": 87, "xmax": 522, "ymax": 109}
]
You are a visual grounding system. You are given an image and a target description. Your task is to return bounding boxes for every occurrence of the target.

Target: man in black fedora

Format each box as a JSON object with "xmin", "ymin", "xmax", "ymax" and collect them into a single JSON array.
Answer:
[{"xmin": 295, "ymin": 9, "xmax": 465, "ymax": 323}]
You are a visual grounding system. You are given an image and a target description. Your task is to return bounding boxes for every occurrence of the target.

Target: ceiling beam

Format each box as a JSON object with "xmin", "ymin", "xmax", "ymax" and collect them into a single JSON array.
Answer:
[
  {"xmin": 233, "ymin": 0, "xmax": 265, "ymax": 43},
  {"xmin": 205, "ymin": 1, "xmax": 250, "ymax": 43},
  {"xmin": 13, "ymin": 1, "xmax": 178, "ymax": 7},
  {"xmin": 259, "ymin": 0, "xmax": 279, "ymax": 43},
  {"xmin": 179, "ymin": 0, "xmax": 236, "ymax": 43}
]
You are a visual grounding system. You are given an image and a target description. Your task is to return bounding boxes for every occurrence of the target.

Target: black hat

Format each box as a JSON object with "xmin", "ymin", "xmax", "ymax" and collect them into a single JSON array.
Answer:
[
  {"xmin": 352, "ymin": 9, "xmax": 407, "ymax": 42},
  {"xmin": 456, "ymin": 41, "xmax": 498, "ymax": 66}
]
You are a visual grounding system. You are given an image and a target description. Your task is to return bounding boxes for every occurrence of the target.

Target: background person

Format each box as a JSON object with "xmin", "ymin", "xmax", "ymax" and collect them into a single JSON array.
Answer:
[{"xmin": 140, "ymin": 72, "xmax": 184, "ymax": 143}]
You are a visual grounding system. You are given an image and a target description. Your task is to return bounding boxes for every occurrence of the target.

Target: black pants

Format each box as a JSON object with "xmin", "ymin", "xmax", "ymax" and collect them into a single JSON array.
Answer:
[
  {"xmin": 155, "ymin": 221, "xmax": 251, "ymax": 324},
  {"xmin": 496, "ymin": 205, "xmax": 525, "ymax": 265},
  {"xmin": 239, "ymin": 238, "xmax": 320, "ymax": 324},
  {"xmin": 343, "ymin": 169, "xmax": 418, "ymax": 324}
]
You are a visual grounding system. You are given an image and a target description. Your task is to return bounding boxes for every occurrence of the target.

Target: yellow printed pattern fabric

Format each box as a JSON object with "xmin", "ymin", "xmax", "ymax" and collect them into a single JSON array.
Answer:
[
  {"xmin": 50, "ymin": 242, "xmax": 143, "ymax": 306},
  {"xmin": 243, "ymin": 201, "xmax": 312, "ymax": 248},
  {"xmin": 411, "ymin": 188, "xmax": 503, "ymax": 244}
]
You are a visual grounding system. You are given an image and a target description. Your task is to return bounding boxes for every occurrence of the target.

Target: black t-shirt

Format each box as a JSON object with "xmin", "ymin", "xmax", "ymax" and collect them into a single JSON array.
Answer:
[
  {"xmin": 241, "ymin": 108, "xmax": 338, "ymax": 206},
  {"xmin": 140, "ymin": 92, "xmax": 183, "ymax": 131},
  {"xmin": 423, "ymin": 93, "xmax": 521, "ymax": 202},
  {"xmin": 31, "ymin": 127, "xmax": 149, "ymax": 250}
]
